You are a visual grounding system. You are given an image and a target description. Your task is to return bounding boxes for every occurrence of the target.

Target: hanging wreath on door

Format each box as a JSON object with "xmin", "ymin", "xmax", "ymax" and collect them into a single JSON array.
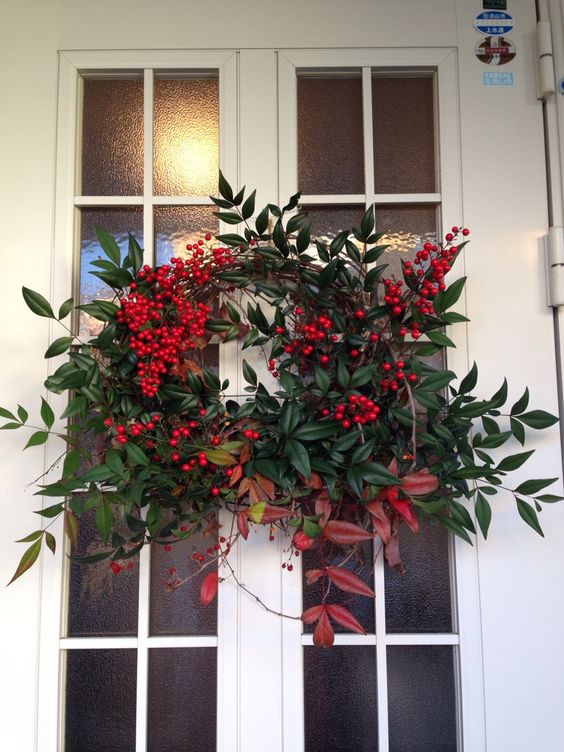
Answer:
[{"xmin": 3, "ymin": 174, "xmax": 560, "ymax": 646}]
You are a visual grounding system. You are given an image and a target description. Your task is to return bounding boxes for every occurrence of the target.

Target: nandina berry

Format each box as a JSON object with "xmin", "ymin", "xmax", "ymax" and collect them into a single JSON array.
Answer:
[
  {"xmin": 103, "ymin": 417, "xmax": 113, "ymax": 427},
  {"xmin": 164, "ymin": 544, "xmax": 172, "ymax": 552},
  {"xmin": 211, "ymin": 487, "xmax": 220, "ymax": 496},
  {"xmin": 211, "ymin": 436, "xmax": 221, "ymax": 446}
]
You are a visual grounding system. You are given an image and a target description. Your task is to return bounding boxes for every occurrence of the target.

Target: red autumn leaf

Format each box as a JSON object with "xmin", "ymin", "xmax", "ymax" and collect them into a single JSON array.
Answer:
[
  {"xmin": 305, "ymin": 568, "xmax": 324, "ymax": 585},
  {"xmin": 326, "ymin": 567, "xmax": 375, "ymax": 598},
  {"xmin": 387, "ymin": 487, "xmax": 419, "ymax": 533},
  {"xmin": 254, "ymin": 472, "xmax": 275, "ymax": 501},
  {"xmin": 302, "ymin": 604, "xmax": 324, "ymax": 624},
  {"xmin": 315, "ymin": 491, "xmax": 331, "ymax": 528},
  {"xmin": 237, "ymin": 511, "xmax": 249, "ymax": 540},
  {"xmin": 200, "ymin": 571, "xmax": 219, "ymax": 606},
  {"xmin": 313, "ymin": 608, "xmax": 334, "ymax": 647},
  {"xmin": 401, "ymin": 468, "xmax": 439, "ymax": 496},
  {"xmin": 228, "ymin": 464, "xmax": 243, "ymax": 487},
  {"xmin": 293, "ymin": 530, "xmax": 317, "ymax": 551},
  {"xmin": 324, "ymin": 520, "xmax": 374, "ymax": 544},
  {"xmin": 326, "ymin": 604, "xmax": 367, "ymax": 635},
  {"xmin": 384, "ymin": 530, "xmax": 405, "ymax": 574},
  {"xmin": 365, "ymin": 499, "xmax": 391, "ymax": 544},
  {"xmin": 248, "ymin": 479, "xmax": 268, "ymax": 505},
  {"xmin": 303, "ymin": 471, "xmax": 323, "ymax": 490},
  {"xmin": 244, "ymin": 503, "xmax": 292, "ymax": 524},
  {"xmin": 237, "ymin": 476, "xmax": 252, "ymax": 498},
  {"xmin": 239, "ymin": 442, "xmax": 252, "ymax": 464},
  {"xmin": 388, "ymin": 457, "xmax": 399, "ymax": 476}
]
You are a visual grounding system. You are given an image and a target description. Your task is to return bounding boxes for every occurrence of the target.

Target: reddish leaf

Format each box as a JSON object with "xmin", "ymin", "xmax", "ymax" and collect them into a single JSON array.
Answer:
[
  {"xmin": 326, "ymin": 604, "xmax": 367, "ymax": 635},
  {"xmin": 303, "ymin": 471, "xmax": 323, "ymax": 490},
  {"xmin": 313, "ymin": 608, "xmax": 334, "ymax": 647},
  {"xmin": 401, "ymin": 468, "xmax": 439, "ymax": 496},
  {"xmin": 384, "ymin": 530, "xmax": 405, "ymax": 574},
  {"xmin": 324, "ymin": 520, "xmax": 374, "ymax": 544},
  {"xmin": 365, "ymin": 499, "xmax": 391, "ymax": 544},
  {"xmin": 237, "ymin": 511, "xmax": 249, "ymax": 540},
  {"xmin": 326, "ymin": 567, "xmax": 375, "ymax": 598},
  {"xmin": 293, "ymin": 530, "xmax": 317, "ymax": 551},
  {"xmin": 248, "ymin": 479, "xmax": 268, "ymax": 505},
  {"xmin": 237, "ymin": 476, "xmax": 252, "ymax": 498},
  {"xmin": 254, "ymin": 472, "xmax": 276, "ymax": 501},
  {"xmin": 228, "ymin": 464, "xmax": 243, "ymax": 487},
  {"xmin": 260, "ymin": 504, "xmax": 292, "ymax": 523},
  {"xmin": 200, "ymin": 571, "xmax": 219, "ymax": 606},
  {"xmin": 305, "ymin": 568, "xmax": 324, "ymax": 586},
  {"xmin": 315, "ymin": 491, "xmax": 331, "ymax": 528},
  {"xmin": 64, "ymin": 510, "xmax": 79, "ymax": 551},
  {"xmin": 387, "ymin": 490, "xmax": 419, "ymax": 533},
  {"xmin": 239, "ymin": 442, "xmax": 252, "ymax": 464},
  {"xmin": 388, "ymin": 457, "xmax": 399, "ymax": 477},
  {"xmin": 302, "ymin": 604, "xmax": 324, "ymax": 624}
]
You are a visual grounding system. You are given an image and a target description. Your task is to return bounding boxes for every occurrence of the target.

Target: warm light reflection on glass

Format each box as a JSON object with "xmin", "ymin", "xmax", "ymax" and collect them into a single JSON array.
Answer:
[{"xmin": 153, "ymin": 79, "xmax": 219, "ymax": 196}]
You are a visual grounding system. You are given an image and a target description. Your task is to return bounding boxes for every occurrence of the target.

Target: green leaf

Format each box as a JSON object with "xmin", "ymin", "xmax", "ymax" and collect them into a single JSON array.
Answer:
[
  {"xmin": 22, "ymin": 287, "xmax": 55, "ymax": 319},
  {"xmin": 40, "ymin": 398, "xmax": 55, "ymax": 429},
  {"xmin": 218, "ymin": 171, "xmax": 234, "ymax": 202},
  {"xmin": 285, "ymin": 439, "xmax": 311, "ymax": 479},
  {"xmin": 518, "ymin": 410, "xmax": 559, "ymax": 429},
  {"xmin": 490, "ymin": 379, "xmax": 508, "ymax": 408},
  {"xmin": 536, "ymin": 494, "xmax": 564, "ymax": 503},
  {"xmin": 496, "ymin": 450, "xmax": 535, "ymax": 472},
  {"xmin": 350, "ymin": 365, "xmax": 378, "ymax": 387},
  {"xmin": 126, "ymin": 233, "xmax": 143, "ymax": 273},
  {"xmin": 81, "ymin": 465, "xmax": 115, "ymax": 483},
  {"xmin": 242, "ymin": 359, "xmax": 257, "ymax": 387},
  {"xmin": 57, "ymin": 297, "xmax": 74, "ymax": 320},
  {"xmin": 105, "ymin": 448, "xmax": 124, "ymax": 476},
  {"xmin": 241, "ymin": 189, "xmax": 256, "ymax": 220},
  {"xmin": 8, "ymin": 538, "xmax": 43, "ymax": 585},
  {"xmin": 125, "ymin": 442, "xmax": 150, "ymax": 466},
  {"xmin": 255, "ymin": 206, "xmax": 269, "ymax": 235},
  {"xmin": 16, "ymin": 530, "xmax": 44, "ymax": 543},
  {"xmin": 95, "ymin": 227, "xmax": 121, "ymax": 266},
  {"xmin": 314, "ymin": 366, "xmax": 330, "ymax": 394},
  {"xmin": 24, "ymin": 431, "xmax": 49, "ymax": 449},
  {"xmin": 17, "ymin": 405, "xmax": 28, "ymax": 424},
  {"xmin": 214, "ymin": 211, "xmax": 242, "ymax": 225},
  {"xmin": 95, "ymin": 502, "xmax": 114, "ymax": 544},
  {"xmin": 417, "ymin": 370, "xmax": 456, "ymax": 392},
  {"xmin": 0, "ymin": 407, "xmax": 17, "ymax": 421},
  {"xmin": 360, "ymin": 204, "xmax": 375, "ymax": 240},
  {"xmin": 63, "ymin": 450, "xmax": 81, "ymax": 477},
  {"xmin": 438, "ymin": 514, "xmax": 473, "ymax": 544},
  {"xmin": 458, "ymin": 362, "xmax": 478, "ymax": 394},
  {"xmin": 292, "ymin": 422, "xmax": 336, "ymax": 441},
  {"xmin": 516, "ymin": 498, "xmax": 544, "ymax": 536},
  {"xmin": 449, "ymin": 500, "xmax": 476, "ymax": 534},
  {"xmin": 61, "ymin": 395, "xmax": 88, "ymax": 419},
  {"xmin": 146, "ymin": 501, "xmax": 163, "ymax": 538},
  {"xmin": 78, "ymin": 301, "xmax": 120, "ymax": 322},
  {"xmin": 44, "ymin": 532, "xmax": 56, "ymax": 555},
  {"xmin": 510, "ymin": 387, "xmax": 529, "ymax": 416},
  {"xmin": 475, "ymin": 493, "xmax": 492, "ymax": 539},
  {"xmin": 514, "ymin": 478, "xmax": 558, "ymax": 495},
  {"xmin": 34, "ymin": 502, "xmax": 65, "ymax": 518},
  {"xmin": 434, "ymin": 276, "xmax": 466, "ymax": 314},
  {"xmin": 426, "ymin": 330, "xmax": 456, "ymax": 348},
  {"xmin": 45, "ymin": 336, "xmax": 74, "ymax": 358}
]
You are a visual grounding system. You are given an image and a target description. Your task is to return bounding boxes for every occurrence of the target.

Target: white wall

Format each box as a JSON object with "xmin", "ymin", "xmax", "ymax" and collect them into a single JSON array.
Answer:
[{"xmin": 1, "ymin": 1, "xmax": 564, "ymax": 750}]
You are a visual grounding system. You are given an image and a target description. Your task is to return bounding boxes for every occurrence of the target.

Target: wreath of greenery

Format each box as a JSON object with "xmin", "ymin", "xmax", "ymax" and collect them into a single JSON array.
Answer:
[{"xmin": 4, "ymin": 174, "xmax": 560, "ymax": 645}]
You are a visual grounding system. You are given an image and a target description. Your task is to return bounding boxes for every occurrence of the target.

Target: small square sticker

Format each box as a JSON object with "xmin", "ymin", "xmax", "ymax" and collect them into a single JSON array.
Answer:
[
  {"xmin": 483, "ymin": 0, "xmax": 507, "ymax": 9},
  {"xmin": 483, "ymin": 71, "xmax": 514, "ymax": 86}
]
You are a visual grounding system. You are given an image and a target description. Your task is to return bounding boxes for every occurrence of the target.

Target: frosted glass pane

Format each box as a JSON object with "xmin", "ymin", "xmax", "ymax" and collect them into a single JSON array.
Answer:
[
  {"xmin": 302, "ymin": 205, "xmax": 364, "ymax": 244},
  {"xmin": 372, "ymin": 76, "xmax": 436, "ymax": 193},
  {"xmin": 154, "ymin": 205, "xmax": 219, "ymax": 265},
  {"xmin": 65, "ymin": 649, "xmax": 137, "ymax": 752},
  {"xmin": 302, "ymin": 541, "xmax": 375, "ymax": 634},
  {"xmin": 148, "ymin": 648, "xmax": 216, "ymax": 752},
  {"xmin": 67, "ymin": 507, "xmax": 139, "ymax": 637},
  {"xmin": 387, "ymin": 646, "xmax": 457, "ymax": 752},
  {"xmin": 304, "ymin": 646, "xmax": 378, "ymax": 752},
  {"xmin": 81, "ymin": 79, "xmax": 143, "ymax": 196},
  {"xmin": 150, "ymin": 530, "xmax": 217, "ymax": 636},
  {"xmin": 374, "ymin": 204, "xmax": 437, "ymax": 281},
  {"xmin": 298, "ymin": 76, "xmax": 364, "ymax": 194},
  {"xmin": 385, "ymin": 522, "xmax": 452, "ymax": 633},
  {"xmin": 80, "ymin": 207, "xmax": 143, "ymax": 337},
  {"xmin": 154, "ymin": 79, "xmax": 219, "ymax": 196}
]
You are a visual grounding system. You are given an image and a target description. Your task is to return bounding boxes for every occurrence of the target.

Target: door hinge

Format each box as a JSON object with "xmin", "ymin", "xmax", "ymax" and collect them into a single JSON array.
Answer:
[
  {"xmin": 546, "ymin": 227, "xmax": 564, "ymax": 306},
  {"xmin": 536, "ymin": 20, "xmax": 556, "ymax": 99}
]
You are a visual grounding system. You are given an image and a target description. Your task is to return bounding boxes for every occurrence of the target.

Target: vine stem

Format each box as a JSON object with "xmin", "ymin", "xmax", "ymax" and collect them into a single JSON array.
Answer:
[{"xmin": 403, "ymin": 379, "xmax": 419, "ymax": 471}]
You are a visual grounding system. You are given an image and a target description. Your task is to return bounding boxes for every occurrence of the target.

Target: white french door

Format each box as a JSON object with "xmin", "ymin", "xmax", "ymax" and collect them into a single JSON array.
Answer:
[{"xmin": 36, "ymin": 4, "xmax": 560, "ymax": 749}]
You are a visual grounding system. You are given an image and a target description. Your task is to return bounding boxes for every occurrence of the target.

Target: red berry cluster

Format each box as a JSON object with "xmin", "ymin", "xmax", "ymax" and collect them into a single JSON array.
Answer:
[
  {"xmin": 383, "ymin": 278, "xmax": 406, "ymax": 317},
  {"xmin": 380, "ymin": 358, "xmax": 418, "ymax": 392},
  {"xmin": 322, "ymin": 394, "xmax": 381, "ymax": 429}
]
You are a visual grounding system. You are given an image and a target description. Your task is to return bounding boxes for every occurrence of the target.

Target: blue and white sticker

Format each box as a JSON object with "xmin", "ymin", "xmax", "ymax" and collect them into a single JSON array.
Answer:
[
  {"xmin": 474, "ymin": 11, "xmax": 515, "ymax": 36},
  {"xmin": 483, "ymin": 71, "xmax": 514, "ymax": 86},
  {"xmin": 559, "ymin": 77, "xmax": 564, "ymax": 95}
]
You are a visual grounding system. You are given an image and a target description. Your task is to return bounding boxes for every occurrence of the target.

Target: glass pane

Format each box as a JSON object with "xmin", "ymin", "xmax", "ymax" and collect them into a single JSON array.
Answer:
[
  {"xmin": 302, "ymin": 541, "xmax": 375, "ymax": 634},
  {"xmin": 150, "ymin": 530, "xmax": 218, "ymax": 636},
  {"xmin": 298, "ymin": 76, "xmax": 364, "ymax": 195},
  {"xmin": 372, "ymin": 76, "xmax": 436, "ymax": 194},
  {"xmin": 385, "ymin": 522, "xmax": 452, "ymax": 633},
  {"xmin": 65, "ymin": 649, "xmax": 137, "ymax": 752},
  {"xmin": 374, "ymin": 204, "xmax": 437, "ymax": 281},
  {"xmin": 302, "ymin": 205, "xmax": 365, "ymax": 244},
  {"xmin": 304, "ymin": 646, "xmax": 378, "ymax": 752},
  {"xmin": 66, "ymin": 508, "xmax": 139, "ymax": 637},
  {"xmin": 147, "ymin": 648, "xmax": 217, "ymax": 752},
  {"xmin": 154, "ymin": 205, "xmax": 219, "ymax": 265},
  {"xmin": 81, "ymin": 78, "xmax": 144, "ymax": 196},
  {"xmin": 80, "ymin": 207, "xmax": 143, "ymax": 337},
  {"xmin": 154, "ymin": 78, "xmax": 219, "ymax": 196},
  {"xmin": 387, "ymin": 646, "xmax": 457, "ymax": 752}
]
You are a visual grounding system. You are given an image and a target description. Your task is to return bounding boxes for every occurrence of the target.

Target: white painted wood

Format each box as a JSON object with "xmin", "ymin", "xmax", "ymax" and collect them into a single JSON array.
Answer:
[{"xmin": 143, "ymin": 69, "xmax": 154, "ymax": 265}]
